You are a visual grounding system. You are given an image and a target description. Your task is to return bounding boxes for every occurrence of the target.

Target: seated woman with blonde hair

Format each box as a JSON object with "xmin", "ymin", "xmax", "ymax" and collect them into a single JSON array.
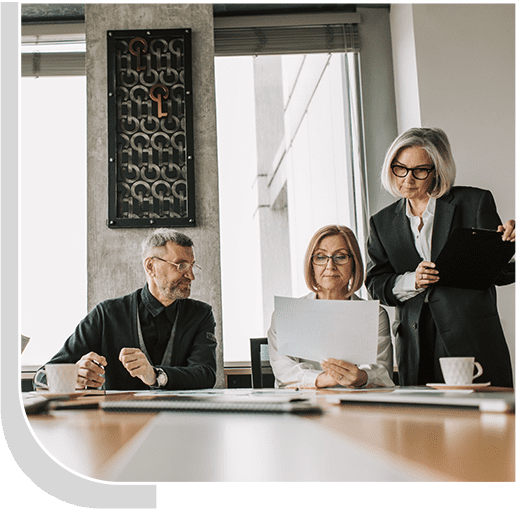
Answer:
[{"xmin": 268, "ymin": 225, "xmax": 395, "ymax": 388}]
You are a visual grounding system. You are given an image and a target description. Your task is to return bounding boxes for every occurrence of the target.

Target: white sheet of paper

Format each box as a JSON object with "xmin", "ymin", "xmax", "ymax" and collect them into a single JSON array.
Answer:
[{"xmin": 274, "ymin": 296, "xmax": 379, "ymax": 364}]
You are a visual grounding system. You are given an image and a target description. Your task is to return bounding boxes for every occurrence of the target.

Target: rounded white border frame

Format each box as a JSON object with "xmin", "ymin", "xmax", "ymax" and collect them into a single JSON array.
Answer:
[{"xmin": 1, "ymin": 3, "xmax": 155, "ymax": 507}]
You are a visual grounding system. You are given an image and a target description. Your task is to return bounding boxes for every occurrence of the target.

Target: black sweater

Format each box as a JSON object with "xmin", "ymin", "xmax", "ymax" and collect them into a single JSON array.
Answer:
[{"xmin": 46, "ymin": 286, "xmax": 217, "ymax": 390}]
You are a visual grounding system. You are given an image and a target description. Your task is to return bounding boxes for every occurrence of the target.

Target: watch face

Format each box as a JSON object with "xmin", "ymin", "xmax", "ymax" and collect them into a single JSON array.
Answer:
[{"xmin": 157, "ymin": 370, "xmax": 167, "ymax": 387}]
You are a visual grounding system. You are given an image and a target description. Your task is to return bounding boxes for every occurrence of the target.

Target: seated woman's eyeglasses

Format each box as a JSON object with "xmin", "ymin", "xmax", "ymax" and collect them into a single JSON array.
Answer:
[
  {"xmin": 153, "ymin": 256, "xmax": 202, "ymax": 275},
  {"xmin": 312, "ymin": 254, "xmax": 352, "ymax": 265},
  {"xmin": 391, "ymin": 164, "xmax": 435, "ymax": 180}
]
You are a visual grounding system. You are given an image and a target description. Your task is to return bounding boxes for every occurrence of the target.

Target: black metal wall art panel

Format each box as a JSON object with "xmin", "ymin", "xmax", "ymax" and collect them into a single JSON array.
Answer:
[{"xmin": 107, "ymin": 29, "xmax": 195, "ymax": 228}]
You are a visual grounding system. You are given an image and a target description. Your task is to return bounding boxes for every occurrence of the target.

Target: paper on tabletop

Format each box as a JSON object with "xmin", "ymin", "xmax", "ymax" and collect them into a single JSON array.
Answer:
[{"xmin": 274, "ymin": 296, "xmax": 379, "ymax": 364}]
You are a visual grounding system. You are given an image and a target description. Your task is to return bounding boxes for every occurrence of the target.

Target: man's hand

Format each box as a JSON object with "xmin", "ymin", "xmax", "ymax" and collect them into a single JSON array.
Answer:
[
  {"xmin": 119, "ymin": 348, "xmax": 156, "ymax": 386},
  {"xmin": 76, "ymin": 352, "xmax": 107, "ymax": 389}
]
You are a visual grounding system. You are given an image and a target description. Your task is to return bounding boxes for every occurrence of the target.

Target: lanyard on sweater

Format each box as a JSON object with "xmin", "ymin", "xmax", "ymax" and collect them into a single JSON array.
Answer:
[{"xmin": 136, "ymin": 306, "xmax": 179, "ymax": 367}]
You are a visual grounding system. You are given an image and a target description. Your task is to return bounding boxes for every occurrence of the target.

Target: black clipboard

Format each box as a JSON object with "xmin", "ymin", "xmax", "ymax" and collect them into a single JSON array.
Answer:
[{"xmin": 434, "ymin": 227, "xmax": 515, "ymax": 290}]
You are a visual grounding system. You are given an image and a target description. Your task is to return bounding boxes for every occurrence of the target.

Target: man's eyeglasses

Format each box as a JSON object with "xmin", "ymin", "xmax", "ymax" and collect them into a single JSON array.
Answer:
[
  {"xmin": 312, "ymin": 254, "xmax": 352, "ymax": 266},
  {"xmin": 391, "ymin": 164, "xmax": 435, "ymax": 180},
  {"xmin": 152, "ymin": 257, "xmax": 202, "ymax": 275}
]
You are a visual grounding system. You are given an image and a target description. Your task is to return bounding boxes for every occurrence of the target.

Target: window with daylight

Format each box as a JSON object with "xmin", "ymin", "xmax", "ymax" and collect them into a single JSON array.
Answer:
[
  {"xmin": 214, "ymin": 17, "xmax": 369, "ymax": 363},
  {"xmin": 21, "ymin": 64, "xmax": 87, "ymax": 366}
]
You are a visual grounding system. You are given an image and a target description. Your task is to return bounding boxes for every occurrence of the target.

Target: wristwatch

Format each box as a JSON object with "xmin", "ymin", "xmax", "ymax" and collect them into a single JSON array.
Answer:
[{"xmin": 150, "ymin": 367, "xmax": 168, "ymax": 389}]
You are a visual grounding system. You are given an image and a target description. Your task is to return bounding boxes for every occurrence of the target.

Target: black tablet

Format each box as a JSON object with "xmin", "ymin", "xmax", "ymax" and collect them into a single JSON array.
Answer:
[{"xmin": 434, "ymin": 227, "xmax": 515, "ymax": 290}]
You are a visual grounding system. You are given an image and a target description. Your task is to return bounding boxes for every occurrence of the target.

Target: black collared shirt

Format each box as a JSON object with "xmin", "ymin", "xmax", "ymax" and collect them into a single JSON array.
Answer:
[{"xmin": 139, "ymin": 284, "xmax": 179, "ymax": 366}]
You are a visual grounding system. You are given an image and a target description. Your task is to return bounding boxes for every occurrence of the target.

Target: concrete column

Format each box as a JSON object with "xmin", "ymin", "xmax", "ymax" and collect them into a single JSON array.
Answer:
[
  {"xmin": 85, "ymin": 3, "xmax": 224, "ymax": 387},
  {"xmin": 388, "ymin": 4, "xmax": 421, "ymax": 133},
  {"xmin": 357, "ymin": 6, "xmax": 398, "ymax": 218}
]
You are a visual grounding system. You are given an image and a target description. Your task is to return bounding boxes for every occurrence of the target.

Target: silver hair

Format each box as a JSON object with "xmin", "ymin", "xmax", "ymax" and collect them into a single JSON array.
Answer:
[
  {"xmin": 381, "ymin": 127, "xmax": 456, "ymax": 198},
  {"xmin": 141, "ymin": 228, "xmax": 194, "ymax": 260}
]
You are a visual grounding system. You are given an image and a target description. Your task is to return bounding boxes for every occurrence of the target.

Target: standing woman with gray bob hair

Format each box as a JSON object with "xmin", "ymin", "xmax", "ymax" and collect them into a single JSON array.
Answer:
[
  {"xmin": 366, "ymin": 127, "xmax": 515, "ymax": 387},
  {"xmin": 380, "ymin": 127, "xmax": 456, "ymax": 199}
]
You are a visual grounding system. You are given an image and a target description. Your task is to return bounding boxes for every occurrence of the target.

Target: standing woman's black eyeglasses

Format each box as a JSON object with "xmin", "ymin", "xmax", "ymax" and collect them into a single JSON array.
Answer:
[{"xmin": 391, "ymin": 164, "xmax": 435, "ymax": 180}]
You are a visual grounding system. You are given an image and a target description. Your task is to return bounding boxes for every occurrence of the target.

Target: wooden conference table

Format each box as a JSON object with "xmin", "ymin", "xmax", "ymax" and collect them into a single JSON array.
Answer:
[{"xmin": 25, "ymin": 387, "xmax": 514, "ymax": 482}]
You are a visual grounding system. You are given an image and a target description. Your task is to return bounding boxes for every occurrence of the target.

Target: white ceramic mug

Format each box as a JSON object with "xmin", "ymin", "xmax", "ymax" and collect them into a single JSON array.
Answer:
[
  {"xmin": 34, "ymin": 364, "xmax": 79, "ymax": 393},
  {"xmin": 439, "ymin": 357, "xmax": 483, "ymax": 385}
]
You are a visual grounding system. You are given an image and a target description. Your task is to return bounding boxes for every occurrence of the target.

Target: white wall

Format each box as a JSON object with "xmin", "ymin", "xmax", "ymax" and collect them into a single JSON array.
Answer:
[
  {"xmin": 390, "ymin": 3, "xmax": 515, "ymax": 375},
  {"xmin": 413, "ymin": 4, "xmax": 514, "ymax": 211}
]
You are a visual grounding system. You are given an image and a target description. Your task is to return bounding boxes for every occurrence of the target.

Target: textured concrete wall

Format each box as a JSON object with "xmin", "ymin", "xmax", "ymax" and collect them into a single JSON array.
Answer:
[
  {"xmin": 357, "ymin": 6, "xmax": 397, "ymax": 218},
  {"xmin": 85, "ymin": 4, "xmax": 224, "ymax": 387}
]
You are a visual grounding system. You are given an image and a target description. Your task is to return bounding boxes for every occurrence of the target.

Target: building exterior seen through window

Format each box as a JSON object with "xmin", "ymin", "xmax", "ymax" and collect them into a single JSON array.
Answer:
[{"xmin": 216, "ymin": 53, "xmax": 363, "ymax": 362}]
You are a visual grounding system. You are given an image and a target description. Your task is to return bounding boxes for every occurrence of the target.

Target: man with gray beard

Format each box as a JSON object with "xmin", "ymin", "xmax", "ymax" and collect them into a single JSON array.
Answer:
[{"xmin": 36, "ymin": 229, "xmax": 217, "ymax": 391}]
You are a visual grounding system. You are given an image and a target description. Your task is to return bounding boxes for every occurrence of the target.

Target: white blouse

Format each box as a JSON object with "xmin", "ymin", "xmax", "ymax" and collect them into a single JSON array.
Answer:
[
  {"xmin": 393, "ymin": 197, "xmax": 436, "ymax": 302},
  {"xmin": 267, "ymin": 292, "xmax": 395, "ymax": 388}
]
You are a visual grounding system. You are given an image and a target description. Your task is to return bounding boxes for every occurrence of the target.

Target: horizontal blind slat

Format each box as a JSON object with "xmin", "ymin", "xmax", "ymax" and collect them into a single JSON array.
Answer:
[
  {"xmin": 22, "ymin": 24, "xmax": 359, "ymax": 75},
  {"xmin": 214, "ymin": 24, "xmax": 359, "ymax": 57},
  {"xmin": 22, "ymin": 52, "xmax": 85, "ymax": 77}
]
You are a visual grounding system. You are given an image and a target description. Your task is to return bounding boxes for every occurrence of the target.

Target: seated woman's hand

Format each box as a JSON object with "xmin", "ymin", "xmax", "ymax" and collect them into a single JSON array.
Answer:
[
  {"xmin": 497, "ymin": 219, "xmax": 515, "ymax": 242},
  {"xmin": 317, "ymin": 359, "xmax": 368, "ymax": 388}
]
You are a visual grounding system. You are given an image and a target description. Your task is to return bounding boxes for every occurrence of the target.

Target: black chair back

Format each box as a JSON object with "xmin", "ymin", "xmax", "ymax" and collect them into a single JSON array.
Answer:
[{"xmin": 250, "ymin": 337, "xmax": 274, "ymax": 388}]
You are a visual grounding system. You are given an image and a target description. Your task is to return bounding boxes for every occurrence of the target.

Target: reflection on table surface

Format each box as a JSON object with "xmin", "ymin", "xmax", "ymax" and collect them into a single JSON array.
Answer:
[{"xmin": 25, "ymin": 387, "xmax": 515, "ymax": 482}]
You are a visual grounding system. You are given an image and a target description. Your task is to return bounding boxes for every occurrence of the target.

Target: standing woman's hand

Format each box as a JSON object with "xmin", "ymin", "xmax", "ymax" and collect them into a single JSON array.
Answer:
[
  {"xmin": 415, "ymin": 260, "xmax": 440, "ymax": 289},
  {"xmin": 497, "ymin": 219, "xmax": 515, "ymax": 242}
]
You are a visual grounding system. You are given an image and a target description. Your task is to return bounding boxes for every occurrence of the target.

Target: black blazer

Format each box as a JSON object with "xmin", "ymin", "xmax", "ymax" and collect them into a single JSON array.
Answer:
[{"xmin": 366, "ymin": 186, "xmax": 514, "ymax": 387}]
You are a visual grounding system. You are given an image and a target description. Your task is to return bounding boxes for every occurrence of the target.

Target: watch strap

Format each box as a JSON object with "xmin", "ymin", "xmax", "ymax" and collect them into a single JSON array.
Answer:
[{"xmin": 151, "ymin": 367, "xmax": 168, "ymax": 389}]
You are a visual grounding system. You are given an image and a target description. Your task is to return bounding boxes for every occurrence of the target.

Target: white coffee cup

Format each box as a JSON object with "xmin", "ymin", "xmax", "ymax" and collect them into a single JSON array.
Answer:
[
  {"xmin": 34, "ymin": 364, "xmax": 79, "ymax": 393},
  {"xmin": 439, "ymin": 357, "xmax": 483, "ymax": 385}
]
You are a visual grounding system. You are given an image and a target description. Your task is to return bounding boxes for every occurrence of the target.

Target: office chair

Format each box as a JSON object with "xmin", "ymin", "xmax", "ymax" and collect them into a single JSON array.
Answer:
[{"xmin": 249, "ymin": 337, "xmax": 275, "ymax": 388}]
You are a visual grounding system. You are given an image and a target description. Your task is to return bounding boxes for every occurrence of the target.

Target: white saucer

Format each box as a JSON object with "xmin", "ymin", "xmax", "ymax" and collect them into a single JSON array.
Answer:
[{"xmin": 426, "ymin": 382, "xmax": 491, "ymax": 390}]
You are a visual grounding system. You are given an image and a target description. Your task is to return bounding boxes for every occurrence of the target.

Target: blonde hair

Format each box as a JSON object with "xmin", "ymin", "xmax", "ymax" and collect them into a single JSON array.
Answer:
[
  {"xmin": 381, "ymin": 127, "xmax": 456, "ymax": 198},
  {"xmin": 303, "ymin": 225, "xmax": 363, "ymax": 299}
]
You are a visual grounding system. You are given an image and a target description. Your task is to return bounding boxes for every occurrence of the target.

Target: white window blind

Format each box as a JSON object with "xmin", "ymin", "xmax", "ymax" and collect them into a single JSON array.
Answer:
[
  {"xmin": 22, "ymin": 52, "xmax": 86, "ymax": 77},
  {"xmin": 21, "ymin": 12, "xmax": 361, "ymax": 74},
  {"xmin": 21, "ymin": 22, "xmax": 86, "ymax": 77},
  {"xmin": 214, "ymin": 24, "xmax": 359, "ymax": 57},
  {"xmin": 213, "ymin": 11, "xmax": 360, "ymax": 57}
]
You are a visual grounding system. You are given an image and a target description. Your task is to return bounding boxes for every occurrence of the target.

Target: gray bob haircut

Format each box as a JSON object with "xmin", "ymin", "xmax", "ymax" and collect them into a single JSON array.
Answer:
[
  {"xmin": 141, "ymin": 228, "xmax": 194, "ymax": 259},
  {"xmin": 381, "ymin": 127, "xmax": 456, "ymax": 198}
]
